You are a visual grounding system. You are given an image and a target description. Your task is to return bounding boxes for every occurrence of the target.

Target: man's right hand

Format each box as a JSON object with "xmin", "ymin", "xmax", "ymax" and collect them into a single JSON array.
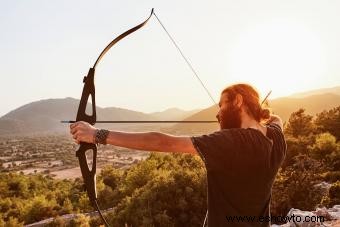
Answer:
[{"xmin": 267, "ymin": 114, "xmax": 283, "ymax": 131}]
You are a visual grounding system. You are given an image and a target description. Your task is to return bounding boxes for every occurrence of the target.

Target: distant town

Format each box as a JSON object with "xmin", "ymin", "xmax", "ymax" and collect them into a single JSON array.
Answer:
[{"xmin": 0, "ymin": 135, "xmax": 150, "ymax": 179}]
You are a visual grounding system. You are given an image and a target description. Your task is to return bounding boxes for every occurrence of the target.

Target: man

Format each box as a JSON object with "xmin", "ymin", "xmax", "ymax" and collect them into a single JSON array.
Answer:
[{"xmin": 70, "ymin": 83, "xmax": 286, "ymax": 227}]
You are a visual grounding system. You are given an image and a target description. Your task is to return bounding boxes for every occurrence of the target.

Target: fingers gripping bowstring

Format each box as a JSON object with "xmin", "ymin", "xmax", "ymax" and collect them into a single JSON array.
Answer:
[{"xmin": 152, "ymin": 11, "xmax": 217, "ymax": 105}]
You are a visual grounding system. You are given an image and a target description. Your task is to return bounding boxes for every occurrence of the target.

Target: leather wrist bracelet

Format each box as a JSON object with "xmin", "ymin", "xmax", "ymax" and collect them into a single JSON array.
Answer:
[{"xmin": 94, "ymin": 129, "xmax": 109, "ymax": 145}]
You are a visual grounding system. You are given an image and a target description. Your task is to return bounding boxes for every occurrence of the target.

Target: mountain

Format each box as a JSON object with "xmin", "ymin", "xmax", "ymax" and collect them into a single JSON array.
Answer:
[
  {"xmin": 149, "ymin": 108, "xmax": 200, "ymax": 120},
  {"xmin": 166, "ymin": 105, "xmax": 220, "ymax": 134},
  {"xmin": 270, "ymin": 93, "xmax": 340, "ymax": 121},
  {"xmin": 181, "ymin": 87, "xmax": 340, "ymax": 124},
  {"xmin": 1, "ymin": 86, "xmax": 339, "ymax": 135},
  {"xmin": 289, "ymin": 86, "xmax": 340, "ymax": 98},
  {"xmin": 0, "ymin": 98, "xmax": 77, "ymax": 135},
  {"xmin": 171, "ymin": 93, "xmax": 340, "ymax": 134},
  {"xmin": 0, "ymin": 98, "xmax": 198, "ymax": 135}
]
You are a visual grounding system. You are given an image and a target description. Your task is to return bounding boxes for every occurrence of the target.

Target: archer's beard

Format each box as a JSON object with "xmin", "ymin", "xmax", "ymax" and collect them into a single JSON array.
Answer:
[{"xmin": 219, "ymin": 106, "xmax": 242, "ymax": 129}]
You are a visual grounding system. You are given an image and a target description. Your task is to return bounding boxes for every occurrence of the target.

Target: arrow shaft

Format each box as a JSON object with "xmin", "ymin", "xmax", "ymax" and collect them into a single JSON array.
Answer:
[{"xmin": 62, "ymin": 120, "xmax": 218, "ymax": 123}]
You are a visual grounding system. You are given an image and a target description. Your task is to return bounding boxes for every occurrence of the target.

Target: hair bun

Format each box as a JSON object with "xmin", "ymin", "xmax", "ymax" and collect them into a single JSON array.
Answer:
[{"xmin": 260, "ymin": 108, "xmax": 271, "ymax": 120}]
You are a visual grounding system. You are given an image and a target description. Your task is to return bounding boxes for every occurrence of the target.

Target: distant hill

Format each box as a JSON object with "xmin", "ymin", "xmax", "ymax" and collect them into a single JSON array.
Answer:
[
  {"xmin": 0, "ymin": 98, "xmax": 200, "ymax": 135},
  {"xmin": 171, "ymin": 92, "xmax": 340, "ymax": 134},
  {"xmin": 1, "ymin": 86, "xmax": 339, "ymax": 135},
  {"xmin": 149, "ymin": 108, "xmax": 199, "ymax": 121},
  {"xmin": 182, "ymin": 87, "xmax": 340, "ymax": 123},
  {"xmin": 289, "ymin": 86, "xmax": 340, "ymax": 98},
  {"xmin": 270, "ymin": 93, "xmax": 340, "ymax": 121}
]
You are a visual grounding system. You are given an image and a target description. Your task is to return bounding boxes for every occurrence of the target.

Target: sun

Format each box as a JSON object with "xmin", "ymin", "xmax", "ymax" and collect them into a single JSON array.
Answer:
[{"xmin": 228, "ymin": 19, "xmax": 326, "ymax": 98}]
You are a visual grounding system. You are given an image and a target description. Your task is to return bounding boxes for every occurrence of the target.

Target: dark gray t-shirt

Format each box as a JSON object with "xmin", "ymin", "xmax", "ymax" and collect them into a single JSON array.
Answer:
[{"xmin": 191, "ymin": 123, "xmax": 286, "ymax": 227}]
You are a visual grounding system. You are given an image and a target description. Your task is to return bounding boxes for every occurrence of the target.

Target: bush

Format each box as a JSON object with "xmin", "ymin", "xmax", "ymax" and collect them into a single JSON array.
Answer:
[
  {"xmin": 328, "ymin": 181, "xmax": 340, "ymax": 207},
  {"xmin": 322, "ymin": 171, "xmax": 340, "ymax": 183},
  {"xmin": 314, "ymin": 106, "xmax": 340, "ymax": 140},
  {"xmin": 69, "ymin": 214, "xmax": 90, "ymax": 227},
  {"xmin": 321, "ymin": 181, "xmax": 340, "ymax": 208},
  {"xmin": 285, "ymin": 109, "xmax": 314, "ymax": 138},
  {"xmin": 283, "ymin": 135, "xmax": 314, "ymax": 169},
  {"xmin": 107, "ymin": 153, "xmax": 206, "ymax": 227},
  {"xmin": 46, "ymin": 216, "xmax": 66, "ymax": 227},
  {"xmin": 309, "ymin": 133, "xmax": 338, "ymax": 160},
  {"xmin": 271, "ymin": 155, "xmax": 324, "ymax": 223}
]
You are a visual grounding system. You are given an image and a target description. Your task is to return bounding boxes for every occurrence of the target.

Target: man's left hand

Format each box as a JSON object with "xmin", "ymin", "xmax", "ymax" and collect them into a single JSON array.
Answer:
[{"xmin": 70, "ymin": 121, "xmax": 97, "ymax": 144}]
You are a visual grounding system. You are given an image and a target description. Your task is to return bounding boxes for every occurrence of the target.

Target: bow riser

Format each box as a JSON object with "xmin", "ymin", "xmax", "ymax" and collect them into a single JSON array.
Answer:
[
  {"xmin": 76, "ymin": 68, "xmax": 96, "ymax": 124},
  {"xmin": 73, "ymin": 9, "xmax": 154, "ymax": 227},
  {"xmin": 76, "ymin": 142, "xmax": 97, "ymax": 204},
  {"xmin": 75, "ymin": 67, "xmax": 98, "ymax": 204}
]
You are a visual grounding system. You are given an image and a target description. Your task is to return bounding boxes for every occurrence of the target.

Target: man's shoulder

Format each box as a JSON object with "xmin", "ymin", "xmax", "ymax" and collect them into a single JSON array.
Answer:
[
  {"xmin": 266, "ymin": 122, "xmax": 283, "ymax": 131},
  {"xmin": 192, "ymin": 127, "xmax": 269, "ymax": 141}
]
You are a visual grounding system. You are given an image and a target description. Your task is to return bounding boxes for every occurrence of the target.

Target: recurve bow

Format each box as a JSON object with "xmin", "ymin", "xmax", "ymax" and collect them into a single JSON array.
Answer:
[{"xmin": 74, "ymin": 9, "xmax": 155, "ymax": 226}]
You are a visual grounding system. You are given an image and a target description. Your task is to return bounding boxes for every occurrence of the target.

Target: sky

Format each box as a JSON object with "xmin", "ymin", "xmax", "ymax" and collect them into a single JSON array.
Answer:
[{"xmin": 1, "ymin": 0, "xmax": 340, "ymax": 117}]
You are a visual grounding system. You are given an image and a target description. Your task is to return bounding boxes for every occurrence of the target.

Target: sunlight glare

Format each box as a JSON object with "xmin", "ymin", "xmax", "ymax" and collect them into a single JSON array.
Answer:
[{"xmin": 229, "ymin": 20, "xmax": 326, "ymax": 98}]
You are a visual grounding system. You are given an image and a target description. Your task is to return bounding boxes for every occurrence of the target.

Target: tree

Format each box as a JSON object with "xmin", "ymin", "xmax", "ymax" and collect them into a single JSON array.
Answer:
[
  {"xmin": 4, "ymin": 217, "xmax": 24, "ymax": 227},
  {"xmin": 47, "ymin": 216, "xmax": 66, "ymax": 227},
  {"xmin": 106, "ymin": 153, "xmax": 206, "ymax": 227},
  {"xmin": 61, "ymin": 198, "xmax": 73, "ymax": 214},
  {"xmin": 314, "ymin": 106, "xmax": 340, "ymax": 140},
  {"xmin": 101, "ymin": 166, "xmax": 124, "ymax": 191},
  {"xmin": 309, "ymin": 133, "xmax": 340, "ymax": 172},
  {"xmin": 285, "ymin": 109, "xmax": 314, "ymax": 138},
  {"xmin": 271, "ymin": 155, "xmax": 324, "ymax": 221},
  {"xmin": 25, "ymin": 196, "xmax": 58, "ymax": 223},
  {"xmin": 77, "ymin": 193, "xmax": 92, "ymax": 212},
  {"xmin": 309, "ymin": 133, "xmax": 339, "ymax": 162},
  {"xmin": 7, "ymin": 177, "xmax": 29, "ymax": 198},
  {"xmin": 69, "ymin": 214, "xmax": 90, "ymax": 227},
  {"xmin": 283, "ymin": 136, "xmax": 313, "ymax": 169}
]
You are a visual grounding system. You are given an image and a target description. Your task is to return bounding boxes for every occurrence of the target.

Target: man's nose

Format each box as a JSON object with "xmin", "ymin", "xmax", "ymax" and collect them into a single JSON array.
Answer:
[{"xmin": 216, "ymin": 113, "xmax": 220, "ymax": 122}]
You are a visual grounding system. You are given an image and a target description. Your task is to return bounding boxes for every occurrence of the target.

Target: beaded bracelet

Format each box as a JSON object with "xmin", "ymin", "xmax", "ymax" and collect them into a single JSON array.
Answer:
[{"xmin": 94, "ymin": 129, "xmax": 109, "ymax": 145}]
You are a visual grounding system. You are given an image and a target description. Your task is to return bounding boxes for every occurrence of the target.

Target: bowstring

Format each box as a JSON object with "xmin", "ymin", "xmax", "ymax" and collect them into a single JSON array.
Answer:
[
  {"xmin": 152, "ymin": 11, "xmax": 217, "ymax": 105},
  {"xmin": 152, "ymin": 12, "xmax": 272, "ymax": 227},
  {"xmin": 153, "ymin": 10, "xmax": 272, "ymax": 107},
  {"xmin": 152, "ymin": 11, "xmax": 214, "ymax": 227},
  {"xmin": 94, "ymin": 200, "xmax": 110, "ymax": 227}
]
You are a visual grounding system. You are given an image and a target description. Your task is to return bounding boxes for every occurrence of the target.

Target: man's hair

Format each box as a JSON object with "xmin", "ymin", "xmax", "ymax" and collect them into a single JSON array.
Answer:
[{"xmin": 222, "ymin": 83, "xmax": 271, "ymax": 122}]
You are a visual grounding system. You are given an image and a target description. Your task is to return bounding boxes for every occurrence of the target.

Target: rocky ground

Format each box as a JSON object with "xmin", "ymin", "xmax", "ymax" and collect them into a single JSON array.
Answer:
[
  {"xmin": 24, "ymin": 205, "xmax": 340, "ymax": 227},
  {"xmin": 272, "ymin": 205, "xmax": 340, "ymax": 227}
]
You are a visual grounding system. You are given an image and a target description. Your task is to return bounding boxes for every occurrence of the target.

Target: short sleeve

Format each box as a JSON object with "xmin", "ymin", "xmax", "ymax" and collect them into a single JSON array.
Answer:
[
  {"xmin": 191, "ymin": 130, "xmax": 234, "ymax": 171},
  {"xmin": 266, "ymin": 122, "xmax": 287, "ymax": 167},
  {"xmin": 266, "ymin": 122, "xmax": 282, "ymax": 132}
]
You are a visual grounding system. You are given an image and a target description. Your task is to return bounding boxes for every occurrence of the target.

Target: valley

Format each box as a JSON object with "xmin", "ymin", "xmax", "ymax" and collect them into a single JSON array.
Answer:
[{"xmin": 0, "ymin": 135, "xmax": 150, "ymax": 179}]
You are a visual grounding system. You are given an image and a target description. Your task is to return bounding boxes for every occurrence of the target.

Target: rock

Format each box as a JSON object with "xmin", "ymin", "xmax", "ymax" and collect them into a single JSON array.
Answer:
[
  {"xmin": 286, "ymin": 208, "xmax": 322, "ymax": 227},
  {"xmin": 327, "ymin": 205, "xmax": 340, "ymax": 220},
  {"xmin": 314, "ymin": 181, "xmax": 332, "ymax": 192},
  {"xmin": 271, "ymin": 224, "xmax": 291, "ymax": 227},
  {"xmin": 314, "ymin": 207, "xmax": 332, "ymax": 221},
  {"xmin": 271, "ymin": 205, "xmax": 340, "ymax": 227}
]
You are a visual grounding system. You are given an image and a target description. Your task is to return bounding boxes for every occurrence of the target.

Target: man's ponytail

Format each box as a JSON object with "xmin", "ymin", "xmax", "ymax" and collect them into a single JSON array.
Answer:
[{"xmin": 222, "ymin": 84, "xmax": 271, "ymax": 122}]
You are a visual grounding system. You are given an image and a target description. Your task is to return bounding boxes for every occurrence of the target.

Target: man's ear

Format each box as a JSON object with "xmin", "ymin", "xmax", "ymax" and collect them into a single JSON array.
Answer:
[{"xmin": 234, "ymin": 94, "xmax": 243, "ymax": 108}]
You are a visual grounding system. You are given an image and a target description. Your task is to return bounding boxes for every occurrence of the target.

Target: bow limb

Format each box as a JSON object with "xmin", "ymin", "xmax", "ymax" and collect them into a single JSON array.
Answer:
[
  {"xmin": 75, "ymin": 9, "xmax": 154, "ymax": 227},
  {"xmin": 93, "ymin": 8, "xmax": 154, "ymax": 69}
]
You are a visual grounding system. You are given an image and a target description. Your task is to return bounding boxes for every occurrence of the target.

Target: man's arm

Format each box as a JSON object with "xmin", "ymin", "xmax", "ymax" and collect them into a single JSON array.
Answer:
[
  {"xmin": 106, "ymin": 131, "xmax": 198, "ymax": 155},
  {"xmin": 70, "ymin": 121, "xmax": 197, "ymax": 155}
]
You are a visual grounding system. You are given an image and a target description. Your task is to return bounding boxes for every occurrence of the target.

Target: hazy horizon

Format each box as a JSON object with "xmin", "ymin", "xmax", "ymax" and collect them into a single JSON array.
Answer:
[
  {"xmin": 1, "ymin": 85, "xmax": 339, "ymax": 119},
  {"xmin": 1, "ymin": 0, "xmax": 340, "ymax": 117}
]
